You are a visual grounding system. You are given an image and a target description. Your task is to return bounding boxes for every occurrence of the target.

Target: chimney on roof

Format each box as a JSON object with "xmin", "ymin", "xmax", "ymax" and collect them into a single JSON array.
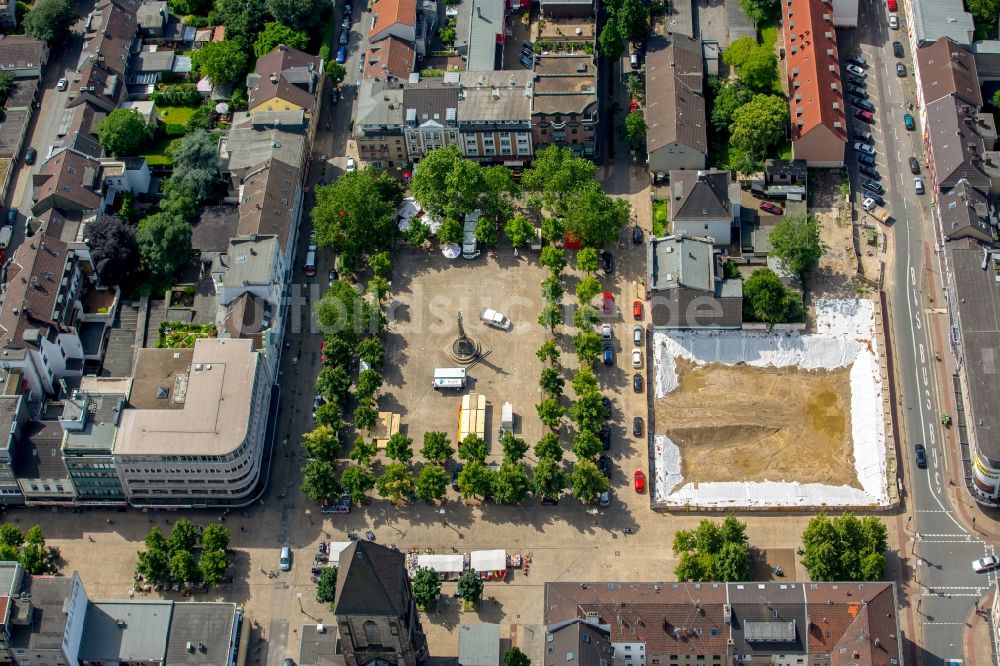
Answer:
[
  {"xmin": 270, "ymin": 72, "xmax": 278, "ymax": 83},
  {"xmin": 279, "ymin": 43, "xmax": 287, "ymax": 51}
]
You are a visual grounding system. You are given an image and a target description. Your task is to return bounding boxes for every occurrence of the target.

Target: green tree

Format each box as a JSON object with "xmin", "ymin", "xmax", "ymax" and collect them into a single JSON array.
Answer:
[
  {"xmin": 457, "ymin": 461, "xmax": 494, "ymax": 500},
  {"xmin": 210, "ymin": 0, "xmax": 268, "ymax": 41},
  {"xmin": 87, "ymin": 213, "xmax": 140, "ymax": 287},
  {"xmin": 137, "ymin": 544, "xmax": 171, "ymax": 583},
  {"xmin": 254, "ymin": 21, "xmax": 309, "ymax": 56},
  {"xmin": 672, "ymin": 516, "xmax": 752, "ymax": 581},
  {"xmin": 357, "ymin": 365, "xmax": 384, "ymax": 397},
  {"xmin": 376, "ymin": 462, "xmax": 416, "ymax": 503},
  {"xmin": 266, "ymin": 0, "xmax": 325, "ymax": 30},
  {"xmin": 349, "ymin": 437, "xmax": 378, "ymax": 467},
  {"xmin": 539, "ymin": 366, "xmax": 565, "ymax": 398},
  {"xmin": 22, "ymin": 0, "xmax": 74, "ymax": 43},
  {"xmin": 722, "ymin": 259, "xmax": 741, "ymax": 280},
  {"xmin": 170, "ymin": 550, "xmax": 199, "ymax": 582},
  {"xmin": 191, "ymin": 40, "xmax": 248, "ymax": 86},
  {"xmin": 500, "ymin": 432, "xmax": 529, "ymax": 462},
  {"xmin": 340, "ymin": 465, "xmax": 376, "ymax": 503},
  {"xmin": 412, "ymin": 567, "xmax": 442, "ymax": 609},
  {"xmin": 577, "ymin": 247, "xmax": 599, "ymax": 273},
  {"xmin": 740, "ymin": 46, "xmax": 779, "ymax": 92},
  {"xmin": 570, "ymin": 459, "xmax": 609, "ymax": 503},
  {"xmin": 504, "ymin": 647, "xmax": 532, "ymax": 666},
  {"xmin": 438, "ymin": 218, "xmax": 464, "ymax": 244},
  {"xmin": 534, "ymin": 432, "xmax": 564, "ymax": 461},
  {"xmin": 492, "ymin": 462, "xmax": 530, "ymax": 504},
  {"xmin": 421, "ymin": 431, "xmax": 454, "ymax": 463},
  {"xmin": 456, "ymin": 569, "xmax": 484, "ymax": 606},
  {"xmin": 415, "ymin": 464, "xmax": 449, "ymax": 501},
  {"xmin": 353, "ymin": 404, "xmax": 379, "ymax": 432},
  {"xmin": 170, "ymin": 130, "xmax": 221, "ymax": 201},
  {"xmin": 199, "ymin": 548, "xmax": 229, "ymax": 587},
  {"xmin": 573, "ymin": 305, "xmax": 601, "ymax": 330},
  {"xmin": 316, "ymin": 566, "xmax": 339, "ymax": 603},
  {"xmin": 357, "ymin": 338, "xmax": 385, "ymax": 367},
  {"xmin": 522, "ymin": 145, "xmax": 597, "ymax": 215},
  {"xmin": 19, "ymin": 543, "xmax": 49, "ymax": 575},
  {"xmin": 201, "ymin": 524, "xmax": 231, "ymax": 552},
  {"xmin": 300, "ymin": 459, "xmax": 340, "ymax": 502},
  {"xmin": 768, "ymin": 215, "xmax": 827, "ymax": 281},
  {"xmin": 538, "ymin": 303, "xmax": 562, "ymax": 332},
  {"xmin": 410, "ymin": 146, "xmax": 486, "ymax": 222},
  {"xmin": 571, "ymin": 367, "xmax": 600, "ymax": 397},
  {"xmin": 480, "ymin": 165, "xmax": 519, "ymax": 225},
  {"xmin": 318, "ymin": 280, "xmax": 380, "ymax": 344},
  {"xmin": 539, "ymin": 246, "xmax": 567, "ymax": 275},
  {"xmin": 533, "ymin": 457, "xmax": 567, "ymax": 500},
  {"xmin": 709, "ymin": 78, "xmax": 755, "ymax": 131},
  {"xmin": 740, "ymin": 0, "xmax": 779, "ymax": 22},
  {"xmin": 137, "ymin": 213, "xmax": 193, "ymax": 283},
  {"xmin": 625, "ymin": 73, "xmax": 644, "ymax": 99},
  {"xmin": 563, "ymin": 181, "xmax": 631, "ymax": 246},
  {"xmin": 368, "ymin": 250, "xmax": 392, "ymax": 277},
  {"xmin": 326, "ymin": 61, "xmax": 346, "ymax": 87},
  {"xmin": 536, "ymin": 339, "xmax": 560, "ymax": 365},
  {"xmin": 312, "ymin": 169, "xmax": 403, "ymax": 269},
  {"xmin": 994, "ymin": 89, "xmax": 1000, "ymax": 109},
  {"xmin": 458, "ymin": 434, "xmax": 488, "ymax": 463},
  {"xmin": 616, "ymin": 0, "xmax": 649, "ymax": 42},
  {"xmin": 541, "ymin": 275, "xmax": 564, "ymax": 303},
  {"xmin": 575, "ymin": 275, "xmax": 602, "ymax": 304},
  {"xmin": 572, "ymin": 331, "xmax": 602, "ymax": 365},
  {"xmin": 314, "ymin": 402, "xmax": 346, "ymax": 431},
  {"xmin": 721, "ymin": 36, "xmax": 758, "ymax": 69},
  {"xmin": 24, "ymin": 525, "xmax": 44, "ymax": 546},
  {"xmin": 541, "ymin": 216, "xmax": 565, "ymax": 242},
  {"xmin": 729, "ymin": 94, "xmax": 788, "ymax": 157},
  {"xmin": 504, "ymin": 215, "xmax": 536, "ymax": 248},
  {"xmin": 94, "ymin": 109, "xmax": 148, "ymax": 158},
  {"xmin": 168, "ymin": 518, "xmax": 200, "ymax": 555},
  {"xmin": 743, "ymin": 268, "xmax": 792, "ymax": 324},
  {"xmin": 315, "ymin": 366, "xmax": 351, "ymax": 405},
  {"xmin": 168, "ymin": 0, "xmax": 211, "ymax": 16},
  {"xmin": 302, "ymin": 425, "xmax": 340, "ymax": 462},
  {"xmin": 536, "ymin": 397, "xmax": 565, "ymax": 429},
  {"xmin": 598, "ymin": 18, "xmax": 626, "ymax": 60},
  {"xmin": 572, "ymin": 430, "xmax": 603, "ymax": 460},
  {"xmin": 385, "ymin": 433, "xmax": 413, "ymax": 463},
  {"xmin": 0, "ymin": 524, "xmax": 24, "ymax": 549},
  {"xmin": 801, "ymin": 513, "xmax": 888, "ymax": 581},
  {"xmin": 621, "ymin": 111, "xmax": 647, "ymax": 150}
]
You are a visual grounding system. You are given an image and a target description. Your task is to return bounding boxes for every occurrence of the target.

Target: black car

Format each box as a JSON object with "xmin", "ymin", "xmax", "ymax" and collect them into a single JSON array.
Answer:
[
  {"xmin": 865, "ymin": 192, "xmax": 886, "ymax": 207},
  {"xmin": 24, "ymin": 147, "xmax": 36, "ymax": 165},
  {"xmin": 632, "ymin": 373, "xmax": 643, "ymax": 392},
  {"xmin": 908, "ymin": 156, "xmax": 920, "ymax": 174},
  {"xmin": 451, "ymin": 463, "xmax": 464, "ymax": 491},
  {"xmin": 540, "ymin": 497, "xmax": 559, "ymax": 505},
  {"xmin": 847, "ymin": 74, "xmax": 865, "ymax": 87},
  {"xmin": 601, "ymin": 250, "xmax": 614, "ymax": 273},
  {"xmin": 632, "ymin": 416, "xmax": 643, "ymax": 437},
  {"xmin": 852, "ymin": 97, "xmax": 875, "ymax": 112},
  {"xmin": 331, "ymin": 89, "xmax": 340, "ymax": 103},
  {"xmin": 862, "ymin": 179, "xmax": 885, "ymax": 195},
  {"xmin": 859, "ymin": 165, "xmax": 880, "ymax": 180},
  {"xmin": 853, "ymin": 129, "xmax": 873, "ymax": 143},
  {"xmin": 893, "ymin": 41, "xmax": 904, "ymax": 57},
  {"xmin": 914, "ymin": 443, "xmax": 927, "ymax": 468},
  {"xmin": 601, "ymin": 396, "xmax": 612, "ymax": 418},
  {"xmin": 519, "ymin": 53, "xmax": 533, "ymax": 69},
  {"xmin": 896, "ymin": 63, "xmax": 906, "ymax": 77},
  {"xmin": 600, "ymin": 423, "xmax": 611, "ymax": 450},
  {"xmin": 847, "ymin": 85, "xmax": 867, "ymax": 98},
  {"xmin": 598, "ymin": 454, "xmax": 611, "ymax": 478},
  {"xmin": 312, "ymin": 394, "xmax": 324, "ymax": 417},
  {"xmin": 632, "ymin": 226, "xmax": 643, "ymax": 244},
  {"xmin": 846, "ymin": 54, "xmax": 868, "ymax": 68}
]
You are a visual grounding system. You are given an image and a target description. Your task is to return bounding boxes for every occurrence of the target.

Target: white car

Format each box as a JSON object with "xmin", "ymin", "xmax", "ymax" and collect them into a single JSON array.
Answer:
[
  {"xmin": 888, "ymin": 13, "xmax": 898, "ymax": 29},
  {"xmin": 853, "ymin": 141, "xmax": 875, "ymax": 155},
  {"xmin": 972, "ymin": 556, "xmax": 999, "ymax": 573},
  {"xmin": 631, "ymin": 349, "xmax": 643, "ymax": 368},
  {"xmin": 845, "ymin": 63, "xmax": 865, "ymax": 77},
  {"xmin": 480, "ymin": 308, "xmax": 512, "ymax": 330},
  {"xmin": 56, "ymin": 78, "xmax": 68, "ymax": 91},
  {"xmin": 346, "ymin": 157, "xmax": 356, "ymax": 172},
  {"xmin": 914, "ymin": 177, "xmax": 924, "ymax": 194},
  {"xmin": 601, "ymin": 323, "xmax": 612, "ymax": 339}
]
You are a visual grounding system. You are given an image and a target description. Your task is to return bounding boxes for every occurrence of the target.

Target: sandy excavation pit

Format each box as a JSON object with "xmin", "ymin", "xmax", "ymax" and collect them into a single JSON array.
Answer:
[{"xmin": 655, "ymin": 359, "xmax": 859, "ymax": 489}]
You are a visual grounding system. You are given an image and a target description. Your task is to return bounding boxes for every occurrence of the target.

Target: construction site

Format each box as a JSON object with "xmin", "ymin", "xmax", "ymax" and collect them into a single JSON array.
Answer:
[{"xmin": 650, "ymin": 299, "xmax": 890, "ymax": 509}]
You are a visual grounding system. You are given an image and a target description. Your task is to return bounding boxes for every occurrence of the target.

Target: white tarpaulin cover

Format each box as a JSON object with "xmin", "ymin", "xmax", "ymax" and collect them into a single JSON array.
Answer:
[
  {"xmin": 470, "ymin": 549, "xmax": 506, "ymax": 573},
  {"xmin": 327, "ymin": 542, "xmax": 353, "ymax": 564},
  {"xmin": 415, "ymin": 554, "xmax": 465, "ymax": 573}
]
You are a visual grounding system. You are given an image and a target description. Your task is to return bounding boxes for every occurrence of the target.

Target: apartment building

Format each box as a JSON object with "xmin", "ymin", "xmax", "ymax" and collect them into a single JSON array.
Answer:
[
  {"xmin": 645, "ymin": 35, "xmax": 707, "ymax": 174},
  {"xmin": 355, "ymin": 79, "xmax": 407, "ymax": 169},
  {"xmin": 14, "ymin": 420, "xmax": 75, "ymax": 506},
  {"xmin": 114, "ymin": 338, "xmax": 271, "ymax": 507},
  {"xmin": 0, "ymin": 396, "xmax": 27, "ymax": 506},
  {"xmin": 456, "ymin": 71, "xmax": 533, "ymax": 164},
  {"xmin": 531, "ymin": 53, "xmax": 598, "ymax": 158},
  {"xmin": 246, "ymin": 45, "xmax": 324, "ymax": 150},
  {"xmin": 403, "ymin": 79, "xmax": 460, "ymax": 160},
  {"xmin": 647, "ymin": 234, "xmax": 743, "ymax": 328},
  {"xmin": 668, "ymin": 170, "xmax": 737, "ymax": 245}
]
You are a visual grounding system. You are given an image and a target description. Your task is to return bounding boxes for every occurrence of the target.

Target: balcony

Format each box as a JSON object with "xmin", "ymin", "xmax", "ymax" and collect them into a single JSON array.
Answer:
[{"xmin": 79, "ymin": 286, "xmax": 119, "ymax": 323}]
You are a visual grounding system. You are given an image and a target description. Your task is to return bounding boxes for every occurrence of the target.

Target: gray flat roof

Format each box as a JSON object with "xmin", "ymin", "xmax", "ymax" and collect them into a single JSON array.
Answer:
[
  {"xmin": 465, "ymin": 0, "xmax": 503, "ymax": 71},
  {"xmin": 458, "ymin": 623, "xmax": 500, "ymax": 666},
  {"xmin": 61, "ymin": 392, "xmax": 125, "ymax": 452},
  {"xmin": 78, "ymin": 601, "xmax": 172, "ymax": 662},
  {"xmin": 10, "ymin": 577, "xmax": 76, "ymax": 650},
  {"xmin": 164, "ymin": 603, "xmax": 238, "ymax": 666},
  {"xmin": 910, "ymin": 0, "xmax": 974, "ymax": 45},
  {"xmin": 649, "ymin": 234, "xmax": 714, "ymax": 292},
  {"xmin": 298, "ymin": 623, "xmax": 339, "ymax": 666}
]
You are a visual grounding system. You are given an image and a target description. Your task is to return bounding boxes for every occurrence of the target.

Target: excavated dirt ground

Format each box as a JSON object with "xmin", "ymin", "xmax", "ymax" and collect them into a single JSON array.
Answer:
[{"xmin": 655, "ymin": 359, "xmax": 860, "ymax": 488}]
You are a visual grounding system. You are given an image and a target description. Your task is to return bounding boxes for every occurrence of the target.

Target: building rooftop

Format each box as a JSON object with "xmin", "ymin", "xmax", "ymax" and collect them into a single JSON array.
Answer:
[
  {"xmin": 531, "ymin": 54, "xmax": 598, "ymax": 116},
  {"xmin": 220, "ymin": 235, "xmax": 279, "ymax": 290},
  {"xmin": 369, "ymin": 0, "xmax": 417, "ymax": 40},
  {"xmin": 220, "ymin": 127, "xmax": 306, "ymax": 179},
  {"xmin": 669, "ymin": 169, "xmax": 731, "ymax": 222},
  {"xmin": 457, "ymin": 70, "xmax": 533, "ymax": 122},
  {"xmin": 298, "ymin": 623, "xmax": 340, "ymax": 666},
  {"xmin": 465, "ymin": 0, "xmax": 504, "ymax": 71},
  {"xmin": 925, "ymin": 95, "xmax": 994, "ymax": 191},
  {"xmin": 645, "ymin": 34, "xmax": 706, "ymax": 154},
  {"xmin": 118, "ymin": 338, "xmax": 260, "ymax": 456},
  {"xmin": 9, "ymin": 576, "xmax": 77, "ymax": 650},
  {"xmin": 247, "ymin": 45, "xmax": 321, "ymax": 113},
  {"xmin": 78, "ymin": 600, "xmax": 172, "ymax": 662},
  {"xmin": 0, "ymin": 395, "xmax": 20, "ymax": 440},
  {"xmin": 910, "ymin": 0, "xmax": 974, "ymax": 45},
  {"xmin": 649, "ymin": 234, "xmax": 715, "ymax": 292},
  {"xmin": 402, "ymin": 81, "xmax": 460, "ymax": 128},
  {"xmin": 0, "ymin": 35, "xmax": 47, "ymax": 77},
  {"xmin": 363, "ymin": 36, "xmax": 415, "ymax": 82},
  {"xmin": 334, "ymin": 541, "xmax": 409, "ymax": 617},
  {"xmin": 163, "ymin": 602, "xmax": 239, "ymax": 666},
  {"xmin": 0, "ymin": 235, "xmax": 75, "ymax": 349},
  {"xmin": 356, "ymin": 79, "xmax": 405, "ymax": 129},
  {"xmin": 457, "ymin": 623, "xmax": 500, "ymax": 666},
  {"xmin": 545, "ymin": 620, "xmax": 612, "ymax": 666},
  {"xmin": 192, "ymin": 205, "xmax": 240, "ymax": 254},
  {"xmin": 237, "ymin": 159, "xmax": 300, "ymax": 254},
  {"xmin": 917, "ymin": 37, "xmax": 982, "ymax": 106},
  {"xmin": 60, "ymin": 390, "xmax": 125, "ymax": 452},
  {"xmin": 14, "ymin": 420, "xmax": 69, "ymax": 480},
  {"xmin": 31, "ymin": 148, "xmax": 104, "ymax": 214},
  {"xmin": 940, "ymin": 180, "xmax": 995, "ymax": 242}
]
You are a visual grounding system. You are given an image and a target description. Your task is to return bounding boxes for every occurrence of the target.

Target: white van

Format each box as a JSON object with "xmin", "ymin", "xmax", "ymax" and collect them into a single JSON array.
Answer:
[
  {"xmin": 279, "ymin": 546, "xmax": 291, "ymax": 571},
  {"xmin": 304, "ymin": 250, "xmax": 316, "ymax": 276},
  {"xmin": 432, "ymin": 367, "xmax": 467, "ymax": 389}
]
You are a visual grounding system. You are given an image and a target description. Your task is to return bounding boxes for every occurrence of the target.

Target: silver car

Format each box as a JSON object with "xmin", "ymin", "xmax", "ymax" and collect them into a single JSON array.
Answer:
[{"xmin": 633, "ymin": 325, "xmax": 643, "ymax": 346}]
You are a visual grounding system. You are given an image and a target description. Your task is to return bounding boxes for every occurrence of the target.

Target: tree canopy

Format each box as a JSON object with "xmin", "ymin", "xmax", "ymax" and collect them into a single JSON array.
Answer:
[
  {"xmin": 521, "ymin": 145, "xmax": 597, "ymax": 216},
  {"xmin": 709, "ymin": 77, "xmax": 755, "ymax": 131},
  {"xmin": 672, "ymin": 516, "xmax": 752, "ymax": 582},
  {"xmin": 415, "ymin": 464, "xmax": 449, "ymax": 501},
  {"xmin": 95, "ymin": 109, "xmax": 148, "ymax": 158},
  {"xmin": 316, "ymin": 567, "xmax": 339, "ymax": 603},
  {"xmin": 801, "ymin": 513, "xmax": 888, "ymax": 581},
  {"xmin": 621, "ymin": 111, "xmax": 647, "ymax": 151},
  {"xmin": 768, "ymin": 215, "xmax": 827, "ymax": 281},
  {"xmin": 191, "ymin": 40, "xmax": 248, "ymax": 86},
  {"xmin": 376, "ymin": 462, "xmax": 415, "ymax": 504},
  {"xmin": 86, "ymin": 216, "xmax": 139, "ymax": 287},
  {"xmin": 742, "ymin": 268, "xmax": 803, "ymax": 324},
  {"xmin": 412, "ymin": 567, "xmax": 442, "ymax": 609},
  {"xmin": 569, "ymin": 459, "xmax": 609, "ymax": 503},
  {"xmin": 729, "ymin": 94, "xmax": 787, "ymax": 157},
  {"xmin": 312, "ymin": 169, "xmax": 403, "ymax": 269},
  {"xmin": 421, "ymin": 431, "xmax": 454, "ymax": 463},
  {"xmin": 562, "ymin": 181, "xmax": 631, "ymax": 246},
  {"xmin": 266, "ymin": 0, "xmax": 325, "ymax": 30},
  {"xmin": 301, "ymin": 459, "xmax": 340, "ymax": 502},
  {"xmin": 137, "ymin": 213, "xmax": 192, "ymax": 283},
  {"xmin": 740, "ymin": 0, "xmax": 779, "ymax": 23},
  {"xmin": 22, "ymin": 0, "xmax": 75, "ymax": 43}
]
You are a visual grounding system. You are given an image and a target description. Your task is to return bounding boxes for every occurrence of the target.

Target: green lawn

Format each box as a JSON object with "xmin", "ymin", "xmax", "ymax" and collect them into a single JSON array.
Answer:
[
  {"xmin": 652, "ymin": 200, "xmax": 669, "ymax": 236},
  {"xmin": 760, "ymin": 25, "xmax": 778, "ymax": 50},
  {"xmin": 777, "ymin": 140, "xmax": 792, "ymax": 160},
  {"xmin": 141, "ymin": 136, "xmax": 174, "ymax": 166},
  {"xmin": 157, "ymin": 106, "xmax": 197, "ymax": 125}
]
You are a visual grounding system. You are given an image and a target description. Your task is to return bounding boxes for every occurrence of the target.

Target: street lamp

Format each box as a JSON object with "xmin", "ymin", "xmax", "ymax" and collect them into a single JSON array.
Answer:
[{"xmin": 305, "ymin": 509, "xmax": 313, "ymax": 525}]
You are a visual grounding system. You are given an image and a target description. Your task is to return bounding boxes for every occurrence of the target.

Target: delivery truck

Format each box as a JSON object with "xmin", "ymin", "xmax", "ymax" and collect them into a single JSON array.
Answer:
[{"xmin": 432, "ymin": 367, "xmax": 467, "ymax": 390}]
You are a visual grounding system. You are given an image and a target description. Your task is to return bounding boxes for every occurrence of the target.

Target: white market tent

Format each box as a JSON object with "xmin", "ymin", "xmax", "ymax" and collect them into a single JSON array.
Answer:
[
  {"xmin": 328, "ymin": 542, "xmax": 353, "ymax": 563},
  {"xmin": 415, "ymin": 554, "xmax": 465, "ymax": 575},
  {"xmin": 470, "ymin": 550, "xmax": 507, "ymax": 579}
]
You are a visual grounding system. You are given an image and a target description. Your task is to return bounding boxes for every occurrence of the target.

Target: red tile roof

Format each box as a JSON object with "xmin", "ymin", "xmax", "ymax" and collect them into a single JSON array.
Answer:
[
  {"xmin": 363, "ymin": 36, "xmax": 415, "ymax": 82},
  {"xmin": 369, "ymin": 0, "xmax": 417, "ymax": 39},
  {"xmin": 783, "ymin": 0, "xmax": 847, "ymax": 143}
]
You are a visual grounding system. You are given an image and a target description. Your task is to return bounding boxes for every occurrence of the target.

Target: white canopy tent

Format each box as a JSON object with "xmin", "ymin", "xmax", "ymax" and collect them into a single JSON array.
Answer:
[
  {"xmin": 470, "ymin": 549, "xmax": 507, "ymax": 579},
  {"xmin": 414, "ymin": 554, "xmax": 465, "ymax": 577}
]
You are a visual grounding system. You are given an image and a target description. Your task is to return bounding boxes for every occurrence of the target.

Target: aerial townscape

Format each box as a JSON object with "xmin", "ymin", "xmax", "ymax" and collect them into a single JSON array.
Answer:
[{"xmin": 0, "ymin": 0, "xmax": 994, "ymax": 660}]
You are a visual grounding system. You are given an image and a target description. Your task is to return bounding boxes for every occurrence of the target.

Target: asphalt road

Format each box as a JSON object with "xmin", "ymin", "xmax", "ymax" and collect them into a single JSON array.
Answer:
[{"xmin": 842, "ymin": 1, "xmax": 997, "ymax": 663}]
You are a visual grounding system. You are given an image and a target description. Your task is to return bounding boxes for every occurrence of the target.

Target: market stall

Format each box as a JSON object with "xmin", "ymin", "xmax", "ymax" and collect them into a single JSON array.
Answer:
[
  {"xmin": 470, "ymin": 549, "xmax": 507, "ymax": 580},
  {"xmin": 414, "ymin": 554, "xmax": 465, "ymax": 580}
]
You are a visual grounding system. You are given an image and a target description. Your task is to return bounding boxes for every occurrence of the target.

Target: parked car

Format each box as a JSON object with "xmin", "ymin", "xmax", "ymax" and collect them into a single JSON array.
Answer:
[
  {"xmin": 887, "ymin": 0, "xmax": 897, "ymax": 11},
  {"xmin": 339, "ymin": 31, "xmax": 348, "ymax": 45},
  {"xmin": 847, "ymin": 74, "xmax": 865, "ymax": 87},
  {"xmin": 598, "ymin": 454, "xmax": 611, "ymax": 478},
  {"xmin": 633, "ymin": 470, "xmax": 646, "ymax": 493},
  {"xmin": 346, "ymin": 157, "xmax": 356, "ymax": 172},
  {"xmin": 336, "ymin": 46, "xmax": 346, "ymax": 63},
  {"xmin": 451, "ymin": 464, "xmax": 463, "ymax": 491},
  {"xmin": 862, "ymin": 179, "xmax": 885, "ymax": 195},
  {"xmin": 893, "ymin": 40, "xmax": 904, "ymax": 57},
  {"xmin": 865, "ymin": 193, "xmax": 885, "ymax": 207},
  {"xmin": 341, "ymin": 17, "xmax": 350, "ymax": 29},
  {"xmin": 629, "ymin": 51, "xmax": 640, "ymax": 68},
  {"xmin": 853, "ymin": 141, "xmax": 876, "ymax": 155},
  {"xmin": 633, "ymin": 325, "xmax": 643, "ymax": 346},
  {"xmin": 853, "ymin": 129, "xmax": 873, "ymax": 143},
  {"xmin": 914, "ymin": 443, "xmax": 927, "ymax": 468},
  {"xmin": 344, "ymin": 3, "xmax": 352, "ymax": 13},
  {"xmin": 57, "ymin": 78, "xmax": 67, "ymax": 91},
  {"xmin": 847, "ymin": 85, "xmax": 867, "ymax": 98},
  {"xmin": 896, "ymin": 62, "xmax": 906, "ymax": 77},
  {"xmin": 632, "ymin": 226, "xmax": 643, "ymax": 244},
  {"xmin": 858, "ymin": 153, "xmax": 877, "ymax": 167},
  {"xmin": 846, "ymin": 54, "xmax": 867, "ymax": 68},
  {"xmin": 312, "ymin": 395, "xmax": 324, "ymax": 417},
  {"xmin": 602, "ymin": 396, "xmax": 612, "ymax": 418},
  {"xmin": 631, "ymin": 349, "xmax": 643, "ymax": 368},
  {"xmin": 851, "ymin": 97, "xmax": 875, "ymax": 112},
  {"xmin": 279, "ymin": 546, "xmax": 292, "ymax": 571},
  {"xmin": 632, "ymin": 416, "xmax": 643, "ymax": 437},
  {"xmin": 5, "ymin": 208, "xmax": 15, "ymax": 226},
  {"xmin": 845, "ymin": 63, "xmax": 865, "ymax": 76},
  {"xmin": 24, "ymin": 147, "xmax": 36, "ymax": 165},
  {"xmin": 602, "ymin": 344, "xmax": 614, "ymax": 366},
  {"xmin": 759, "ymin": 201, "xmax": 784, "ymax": 215},
  {"xmin": 632, "ymin": 300, "xmax": 643, "ymax": 320},
  {"xmin": 914, "ymin": 177, "xmax": 924, "ymax": 194},
  {"xmin": 600, "ymin": 424, "xmax": 611, "ymax": 450},
  {"xmin": 903, "ymin": 113, "xmax": 915, "ymax": 130},
  {"xmin": 601, "ymin": 250, "xmax": 614, "ymax": 273},
  {"xmin": 331, "ymin": 89, "xmax": 340, "ymax": 103},
  {"xmin": 519, "ymin": 53, "xmax": 533, "ymax": 69},
  {"xmin": 328, "ymin": 268, "xmax": 337, "ymax": 287},
  {"xmin": 480, "ymin": 308, "xmax": 512, "ymax": 330},
  {"xmin": 601, "ymin": 323, "xmax": 612, "ymax": 340},
  {"xmin": 632, "ymin": 373, "xmax": 643, "ymax": 392},
  {"xmin": 908, "ymin": 156, "xmax": 921, "ymax": 174},
  {"xmin": 859, "ymin": 165, "xmax": 881, "ymax": 180},
  {"xmin": 854, "ymin": 109, "xmax": 874, "ymax": 123},
  {"xmin": 598, "ymin": 490, "xmax": 610, "ymax": 507},
  {"xmin": 972, "ymin": 556, "xmax": 1000, "ymax": 573},
  {"xmin": 888, "ymin": 13, "xmax": 898, "ymax": 29}
]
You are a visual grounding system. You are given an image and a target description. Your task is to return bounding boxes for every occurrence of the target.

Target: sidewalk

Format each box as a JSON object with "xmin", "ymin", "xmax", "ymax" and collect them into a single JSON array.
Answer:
[{"xmin": 963, "ymin": 586, "xmax": 996, "ymax": 666}]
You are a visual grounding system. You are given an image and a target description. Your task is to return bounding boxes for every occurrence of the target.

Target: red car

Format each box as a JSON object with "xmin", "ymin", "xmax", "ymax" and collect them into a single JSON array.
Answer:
[
  {"xmin": 634, "ymin": 470, "xmax": 646, "ymax": 493},
  {"xmin": 632, "ymin": 300, "xmax": 643, "ymax": 320},
  {"xmin": 886, "ymin": 0, "xmax": 897, "ymax": 10},
  {"xmin": 855, "ymin": 109, "xmax": 874, "ymax": 123},
  {"xmin": 759, "ymin": 201, "xmax": 784, "ymax": 215},
  {"xmin": 602, "ymin": 292, "xmax": 614, "ymax": 314}
]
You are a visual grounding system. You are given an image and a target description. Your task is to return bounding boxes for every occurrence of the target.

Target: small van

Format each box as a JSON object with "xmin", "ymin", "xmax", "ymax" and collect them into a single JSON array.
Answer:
[
  {"xmin": 279, "ymin": 546, "xmax": 291, "ymax": 571},
  {"xmin": 432, "ymin": 367, "xmax": 467, "ymax": 390},
  {"xmin": 462, "ymin": 211, "xmax": 481, "ymax": 259},
  {"xmin": 304, "ymin": 250, "xmax": 317, "ymax": 276}
]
